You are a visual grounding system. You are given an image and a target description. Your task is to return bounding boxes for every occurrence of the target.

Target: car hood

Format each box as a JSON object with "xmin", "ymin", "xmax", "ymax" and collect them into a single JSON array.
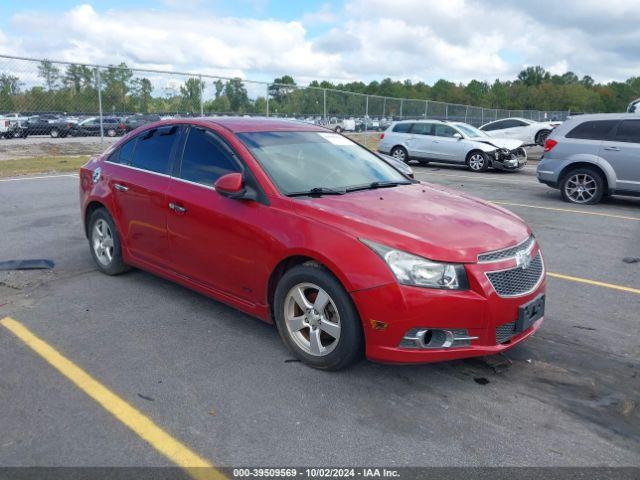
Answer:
[
  {"xmin": 470, "ymin": 137, "xmax": 524, "ymax": 150},
  {"xmin": 292, "ymin": 182, "xmax": 530, "ymax": 263}
]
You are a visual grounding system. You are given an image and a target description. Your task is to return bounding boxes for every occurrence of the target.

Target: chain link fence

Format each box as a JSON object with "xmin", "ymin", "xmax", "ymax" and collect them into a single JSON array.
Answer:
[{"xmin": 0, "ymin": 54, "xmax": 570, "ymax": 157}]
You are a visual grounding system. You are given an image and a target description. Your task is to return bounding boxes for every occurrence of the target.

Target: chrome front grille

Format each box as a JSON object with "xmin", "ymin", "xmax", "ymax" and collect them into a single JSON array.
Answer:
[
  {"xmin": 478, "ymin": 236, "xmax": 535, "ymax": 263},
  {"xmin": 495, "ymin": 321, "xmax": 517, "ymax": 343},
  {"xmin": 486, "ymin": 252, "xmax": 544, "ymax": 297}
]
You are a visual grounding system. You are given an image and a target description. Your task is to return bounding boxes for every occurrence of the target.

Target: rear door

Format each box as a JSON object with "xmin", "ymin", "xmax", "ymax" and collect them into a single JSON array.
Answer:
[
  {"xmin": 407, "ymin": 122, "xmax": 435, "ymax": 158},
  {"xmin": 106, "ymin": 125, "xmax": 182, "ymax": 268},
  {"xmin": 600, "ymin": 119, "xmax": 640, "ymax": 192}
]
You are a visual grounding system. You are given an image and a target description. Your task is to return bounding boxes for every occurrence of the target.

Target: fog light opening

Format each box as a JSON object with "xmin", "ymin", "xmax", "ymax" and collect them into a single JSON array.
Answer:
[{"xmin": 417, "ymin": 329, "xmax": 455, "ymax": 349}]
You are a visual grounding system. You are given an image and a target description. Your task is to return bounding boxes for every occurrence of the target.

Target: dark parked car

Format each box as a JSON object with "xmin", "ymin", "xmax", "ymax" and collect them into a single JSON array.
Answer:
[
  {"xmin": 24, "ymin": 115, "xmax": 75, "ymax": 138},
  {"xmin": 124, "ymin": 114, "xmax": 162, "ymax": 132},
  {"xmin": 71, "ymin": 117, "xmax": 126, "ymax": 137}
]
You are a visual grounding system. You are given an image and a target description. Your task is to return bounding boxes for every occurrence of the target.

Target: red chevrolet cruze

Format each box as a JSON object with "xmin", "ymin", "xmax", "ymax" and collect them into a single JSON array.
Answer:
[{"xmin": 80, "ymin": 118, "xmax": 546, "ymax": 370}]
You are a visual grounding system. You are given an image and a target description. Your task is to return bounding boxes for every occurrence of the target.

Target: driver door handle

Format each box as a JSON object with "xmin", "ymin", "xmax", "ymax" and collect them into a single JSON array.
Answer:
[
  {"xmin": 168, "ymin": 202, "xmax": 187, "ymax": 214},
  {"xmin": 113, "ymin": 183, "xmax": 128, "ymax": 192},
  {"xmin": 603, "ymin": 146, "xmax": 620, "ymax": 151}
]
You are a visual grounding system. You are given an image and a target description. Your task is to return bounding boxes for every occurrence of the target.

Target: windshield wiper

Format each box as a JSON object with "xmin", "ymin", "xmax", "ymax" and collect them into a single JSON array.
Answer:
[
  {"xmin": 287, "ymin": 186, "xmax": 346, "ymax": 197},
  {"xmin": 346, "ymin": 180, "xmax": 411, "ymax": 192}
]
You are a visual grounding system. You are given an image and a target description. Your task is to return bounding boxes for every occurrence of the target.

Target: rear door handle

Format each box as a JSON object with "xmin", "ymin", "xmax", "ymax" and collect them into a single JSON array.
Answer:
[
  {"xmin": 168, "ymin": 202, "xmax": 187, "ymax": 214},
  {"xmin": 113, "ymin": 183, "xmax": 129, "ymax": 192},
  {"xmin": 603, "ymin": 146, "xmax": 621, "ymax": 151}
]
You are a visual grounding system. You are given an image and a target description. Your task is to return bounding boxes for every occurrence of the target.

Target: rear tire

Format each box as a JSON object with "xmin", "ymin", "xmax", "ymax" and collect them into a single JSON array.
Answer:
[
  {"xmin": 535, "ymin": 129, "xmax": 551, "ymax": 146},
  {"xmin": 88, "ymin": 208, "xmax": 130, "ymax": 275},
  {"xmin": 467, "ymin": 151, "xmax": 489, "ymax": 172},
  {"xmin": 107, "ymin": 128, "xmax": 117, "ymax": 137},
  {"xmin": 50, "ymin": 128, "xmax": 59, "ymax": 138},
  {"xmin": 391, "ymin": 146, "xmax": 409, "ymax": 164},
  {"xmin": 274, "ymin": 263, "xmax": 363, "ymax": 371},
  {"xmin": 560, "ymin": 167, "xmax": 604, "ymax": 205}
]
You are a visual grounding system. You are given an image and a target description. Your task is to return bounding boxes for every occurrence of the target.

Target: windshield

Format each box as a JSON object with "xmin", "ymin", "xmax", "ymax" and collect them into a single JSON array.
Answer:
[
  {"xmin": 455, "ymin": 123, "xmax": 488, "ymax": 138},
  {"xmin": 238, "ymin": 131, "xmax": 409, "ymax": 195}
]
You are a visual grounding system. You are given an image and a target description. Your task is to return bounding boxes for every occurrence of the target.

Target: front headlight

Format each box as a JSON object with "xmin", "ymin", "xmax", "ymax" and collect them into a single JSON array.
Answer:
[{"xmin": 361, "ymin": 239, "xmax": 468, "ymax": 290}]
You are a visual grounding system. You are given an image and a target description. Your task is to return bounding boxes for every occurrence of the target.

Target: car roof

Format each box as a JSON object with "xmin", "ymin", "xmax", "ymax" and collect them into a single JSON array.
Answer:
[
  {"xmin": 394, "ymin": 119, "xmax": 448, "ymax": 124},
  {"xmin": 182, "ymin": 117, "xmax": 327, "ymax": 133},
  {"xmin": 565, "ymin": 113, "xmax": 639, "ymax": 122}
]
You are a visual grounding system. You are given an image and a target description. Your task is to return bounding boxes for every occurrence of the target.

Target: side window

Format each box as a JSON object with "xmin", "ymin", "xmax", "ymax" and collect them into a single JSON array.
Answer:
[
  {"xmin": 613, "ymin": 120, "xmax": 640, "ymax": 143},
  {"xmin": 511, "ymin": 120, "xmax": 529, "ymax": 127},
  {"xmin": 434, "ymin": 124, "xmax": 457, "ymax": 138},
  {"xmin": 500, "ymin": 120, "xmax": 523, "ymax": 129},
  {"xmin": 481, "ymin": 120, "xmax": 504, "ymax": 131},
  {"xmin": 110, "ymin": 138, "xmax": 137, "ymax": 164},
  {"xmin": 392, "ymin": 123, "xmax": 412, "ymax": 133},
  {"xmin": 410, "ymin": 123, "xmax": 433, "ymax": 135},
  {"xmin": 179, "ymin": 127, "xmax": 240, "ymax": 185},
  {"xmin": 566, "ymin": 121, "xmax": 618, "ymax": 140},
  {"xmin": 130, "ymin": 126, "xmax": 178, "ymax": 174}
]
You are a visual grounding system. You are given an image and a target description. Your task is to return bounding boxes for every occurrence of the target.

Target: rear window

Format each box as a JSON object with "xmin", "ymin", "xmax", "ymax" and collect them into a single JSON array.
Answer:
[
  {"xmin": 566, "ymin": 120, "xmax": 618, "ymax": 140},
  {"xmin": 392, "ymin": 123, "xmax": 412, "ymax": 133},
  {"xmin": 613, "ymin": 120, "xmax": 640, "ymax": 143},
  {"xmin": 130, "ymin": 126, "xmax": 178, "ymax": 174}
]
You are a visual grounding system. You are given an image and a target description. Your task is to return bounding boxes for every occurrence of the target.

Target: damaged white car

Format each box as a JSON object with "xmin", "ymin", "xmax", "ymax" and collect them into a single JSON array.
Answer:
[{"xmin": 378, "ymin": 120, "xmax": 527, "ymax": 172}]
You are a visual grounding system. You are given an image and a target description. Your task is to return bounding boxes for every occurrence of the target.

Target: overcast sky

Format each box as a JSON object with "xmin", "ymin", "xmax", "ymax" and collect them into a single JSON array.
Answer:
[{"xmin": 0, "ymin": 0, "xmax": 638, "ymax": 85}]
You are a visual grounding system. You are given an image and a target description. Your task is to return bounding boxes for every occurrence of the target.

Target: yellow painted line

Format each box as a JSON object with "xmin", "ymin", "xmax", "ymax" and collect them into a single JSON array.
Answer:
[
  {"xmin": 548, "ymin": 273, "xmax": 640, "ymax": 295},
  {"xmin": 493, "ymin": 201, "xmax": 640, "ymax": 221},
  {"xmin": 0, "ymin": 317, "xmax": 224, "ymax": 480}
]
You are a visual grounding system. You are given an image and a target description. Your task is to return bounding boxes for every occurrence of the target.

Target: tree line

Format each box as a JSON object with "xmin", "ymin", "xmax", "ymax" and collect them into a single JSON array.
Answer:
[{"xmin": 0, "ymin": 61, "xmax": 638, "ymax": 116}]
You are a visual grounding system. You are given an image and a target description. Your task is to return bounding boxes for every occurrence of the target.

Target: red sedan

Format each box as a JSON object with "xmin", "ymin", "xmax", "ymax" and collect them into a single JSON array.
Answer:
[{"xmin": 79, "ymin": 118, "xmax": 546, "ymax": 370}]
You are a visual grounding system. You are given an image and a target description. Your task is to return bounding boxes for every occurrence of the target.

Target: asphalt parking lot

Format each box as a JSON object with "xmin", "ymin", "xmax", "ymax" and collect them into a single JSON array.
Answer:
[{"xmin": 0, "ymin": 162, "xmax": 638, "ymax": 472}]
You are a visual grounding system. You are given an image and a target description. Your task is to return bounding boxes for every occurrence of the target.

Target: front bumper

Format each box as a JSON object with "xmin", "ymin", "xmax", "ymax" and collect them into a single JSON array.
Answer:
[
  {"xmin": 491, "ymin": 148, "xmax": 527, "ymax": 171},
  {"xmin": 352, "ymin": 247, "xmax": 546, "ymax": 364}
]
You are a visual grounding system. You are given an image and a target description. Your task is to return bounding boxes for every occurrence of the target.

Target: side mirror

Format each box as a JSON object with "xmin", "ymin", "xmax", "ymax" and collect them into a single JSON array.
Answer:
[
  {"xmin": 214, "ymin": 172, "xmax": 256, "ymax": 201},
  {"xmin": 453, "ymin": 133, "xmax": 463, "ymax": 140},
  {"xmin": 214, "ymin": 172, "xmax": 244, "ymax": 198}
]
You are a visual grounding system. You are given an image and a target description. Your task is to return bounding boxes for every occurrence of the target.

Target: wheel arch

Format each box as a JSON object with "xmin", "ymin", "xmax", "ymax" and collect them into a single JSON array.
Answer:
[
  {"xmin": 558, "ymin": 161, "xmax": 610, "ymax": 193},
  {"xmin": 266, "ymin": 253, "xmax": 356, "ymax": 322},
  {"xmin": 84, "ymin": 200, "xmax": 109, "ymax": 238}
]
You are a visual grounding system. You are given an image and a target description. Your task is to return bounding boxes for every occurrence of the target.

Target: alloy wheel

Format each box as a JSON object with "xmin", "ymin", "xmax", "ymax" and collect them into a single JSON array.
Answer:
[
  {"xmin": 392, "ymin": 148, "xmax": 406, "ymax": 162},
  {"xmin": 469, "ymin": 153, "xmax": 485, "ymax": 171},
  {"xmin": 92, "ymin": 218, "xmax": 115, "ymax": 266},
  {"xmin": 284, "ymin": 282, "xmax": 341, "ymax": 357},
  {"xmin": 564, "ymin": 173, "xmax": 597, "ymax": 204}
]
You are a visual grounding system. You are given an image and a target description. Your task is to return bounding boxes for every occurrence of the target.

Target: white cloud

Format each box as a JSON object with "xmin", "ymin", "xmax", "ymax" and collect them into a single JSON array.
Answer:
[{"xmin": 1, "ymin": 1, "xmax": 637, "ymax": 85}]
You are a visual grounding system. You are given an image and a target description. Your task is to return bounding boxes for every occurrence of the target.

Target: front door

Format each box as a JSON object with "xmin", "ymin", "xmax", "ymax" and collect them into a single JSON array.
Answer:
[
  {"xmin": 601, "ymin": 119, "xmax": 640, "ymax": 193},
  {"xmin": 431, "ymin": 124, "xmax": 466, "ymax": 163},
  {"xmin": 166, "ymin": 126, "xmax": 271, "ymax": 302}
]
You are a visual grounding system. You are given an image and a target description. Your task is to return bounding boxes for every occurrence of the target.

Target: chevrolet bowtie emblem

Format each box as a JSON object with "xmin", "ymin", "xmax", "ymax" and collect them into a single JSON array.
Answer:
[{"xmin": 515, "ymin": 249, "xmax": 532, "ymax": 269}]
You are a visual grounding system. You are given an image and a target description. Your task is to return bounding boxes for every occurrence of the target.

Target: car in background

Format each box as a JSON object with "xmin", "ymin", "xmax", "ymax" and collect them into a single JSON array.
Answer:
[
  {"xmin": 123, "ymin": 114, "xmax": 162, "ymax": 132},
  {"xmin": 71, "ymin": 117, "xmax": 126, "ymax": 137},
  {"xmin": 479, "ymin": 117, "xmax": 560, "ymax": 146},
  {"xmin": 537, "ymin": 113, "xmax": 640, "ymax": 204},
  {"xmin": 627, "ymin": 98, "xmax": 639, "ymax": 113},
  {"xmin": 0, "ymin": 112, "xmax": 29, "ymax": 138},
  {"xmin": 80, "ymin": 117, "xmax": 545, "ymax": 370},
  {"xmin": 23, "ymin": 115, "xmax": 77, "ymax": 138},
  {"xmin": 378, "ymin": 120, "xmax": 527, "ymax": 172},
  {"xmin": 326, "ymin": 117, "xmax": 356, "ymax": 133}
]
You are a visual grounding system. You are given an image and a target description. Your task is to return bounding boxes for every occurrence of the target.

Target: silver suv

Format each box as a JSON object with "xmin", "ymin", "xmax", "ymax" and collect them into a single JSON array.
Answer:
[
  {"xmin": 537, "ymin": 114, "xmax": 640, "ymax": 204},
  {"xmin": 378, "ymin": 120, "xmax": 527, "ymax": 172}
]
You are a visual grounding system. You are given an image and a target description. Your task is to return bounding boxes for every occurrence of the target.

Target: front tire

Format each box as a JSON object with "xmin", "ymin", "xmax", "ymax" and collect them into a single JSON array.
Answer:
[
  {"xmin": 391, "ymin": 146, "xmax": 409, "ymax": 164},
  {"xmin": 274, "ymin": 263, "xmax": 363, "ymax": 370},
  {"xmin": 88, "ymin": 208, "xmax": 130, "ymax": 275},
  {"xmin": 467, "ymin": 151, "xmax": 489, "ymax": 172},
  {"xmin": 50, "ymin": 128, "xmax": 60, "ymax": 138},
  {"xmin": 560, "ymin": 168, "xmax": 604, "ymax": 205}
]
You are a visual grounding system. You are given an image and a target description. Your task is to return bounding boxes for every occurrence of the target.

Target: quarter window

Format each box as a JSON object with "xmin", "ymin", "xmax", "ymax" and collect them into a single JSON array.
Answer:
[
  {"xmin": 392, "ymin": 123, "xmax": 413, "ymax": 133},
  {"xmin": 566, "ymin": 120, "xmax": 618, "ymax": 140},
  {"xmin": 179, "ymin": 127, "xmax": 240, "ymax": 185},
  {"xmin": 130, "ymin": 126, "xmax": 178, "ymax": 174},
  {"xmin": 613, "ymin": 120, "xmax": 640, "ymax": 143}
]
